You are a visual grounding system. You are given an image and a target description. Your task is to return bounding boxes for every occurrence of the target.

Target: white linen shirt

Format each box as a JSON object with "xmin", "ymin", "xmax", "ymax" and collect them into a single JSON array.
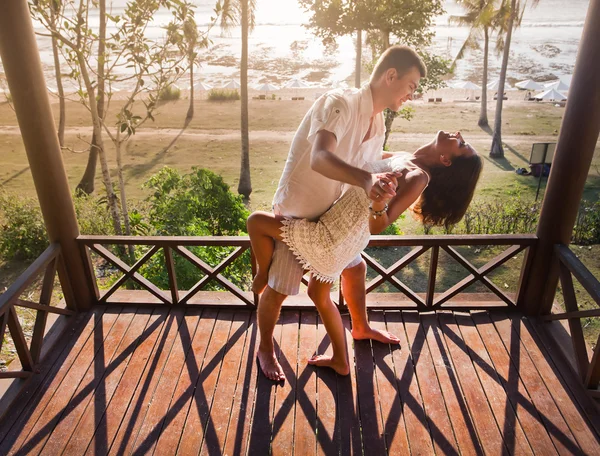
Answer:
[{"xmin": 272, "ymin": 84, "xmax": 385, "ymax": 220}]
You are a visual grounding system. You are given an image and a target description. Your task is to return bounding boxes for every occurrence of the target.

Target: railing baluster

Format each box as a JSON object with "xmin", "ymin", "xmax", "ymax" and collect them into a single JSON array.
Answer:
[
  {"xmin": 558, "ymin": 262, "xmax": 590, "ymax": 383},
  {"xmin": 164, "ymin": 247, "xmax": 179, "ymax": 305},
  {"xmin": 426, "ymin": 246, "xmax": 439, "ymax": 307},
  {"xmin": 7, "ymin": 306, "xmax": 34, "ymax": 372},
  {"xmin": 585, "ymin": 333, "xmax": 600, "ymax": 389},
  {"xmin": 30, "ymin": 258, "xmax": 57, "ymax": 363},
  {"xmin": 0, "ymin": 311, "xmax": 9, "ymax": 354}
]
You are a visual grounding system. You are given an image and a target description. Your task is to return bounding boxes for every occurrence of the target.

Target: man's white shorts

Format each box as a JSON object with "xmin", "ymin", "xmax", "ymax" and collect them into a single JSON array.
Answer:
[{"xmin": 267, "ymin": 240, "xmax": 362, "ymax": 296}]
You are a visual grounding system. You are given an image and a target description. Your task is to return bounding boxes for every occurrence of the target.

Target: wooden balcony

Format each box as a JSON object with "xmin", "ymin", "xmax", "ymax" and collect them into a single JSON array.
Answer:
[{"xmin": 0, "ymin": 237, "xmax": 599, "ymax": 454}]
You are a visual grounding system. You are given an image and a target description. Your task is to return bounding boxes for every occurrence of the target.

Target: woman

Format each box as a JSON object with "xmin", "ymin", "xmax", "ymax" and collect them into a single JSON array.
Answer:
[{"xmin": 247, "ymin": 130, "xmax": 483, "ymax": 375}]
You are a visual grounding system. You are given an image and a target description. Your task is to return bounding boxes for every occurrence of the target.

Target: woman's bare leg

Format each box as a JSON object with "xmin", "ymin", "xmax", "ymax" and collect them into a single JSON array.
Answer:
[
  {"xmin": 306, "ymin": 277, "xmax": 350, "ymax": 375},
  {"xmin": 246, "ymin": 211, "xmax": 285, "ymax": 294}
]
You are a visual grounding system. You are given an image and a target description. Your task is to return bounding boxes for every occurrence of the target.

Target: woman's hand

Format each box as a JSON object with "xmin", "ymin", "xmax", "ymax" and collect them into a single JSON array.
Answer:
[{"xmin": 369, "ymin": 172, "xmax": 401, "ymax": 202}]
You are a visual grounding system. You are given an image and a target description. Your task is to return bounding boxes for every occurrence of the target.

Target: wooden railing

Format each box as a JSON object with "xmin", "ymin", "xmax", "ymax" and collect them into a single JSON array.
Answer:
[
  {"xmin": 78, "ymin": 234, "xmax": 537, "ymax": 311},
  {"xmin": 542, "ymin": 244, "xmax": 600, "ymax": 395},
  {"xmin": 0, "ymin": 244, "xmax": 76, "ymax": 379}
]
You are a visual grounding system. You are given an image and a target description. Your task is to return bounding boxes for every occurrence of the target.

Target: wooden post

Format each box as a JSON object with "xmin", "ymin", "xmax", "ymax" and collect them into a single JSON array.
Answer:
[
  {"xmin": 0, "ymin": 1, "xmax": 94, "ymax": 310},
  {"xmin": 521, "ymin": 0, "xmax": 600, "ymax": 315}
]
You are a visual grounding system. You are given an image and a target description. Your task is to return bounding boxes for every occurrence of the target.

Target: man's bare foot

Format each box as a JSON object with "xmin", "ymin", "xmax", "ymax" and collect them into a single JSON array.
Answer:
[
  {"xmin": 307, "ymin": 354, "xmax": 350, "ymax": 376},
  {"xmin": 352, "ymin": 326, "xmax": 401, "ymax": 345},
  {"xmin": 257, "ymin": 348, "xmax": 285, "ymax": 381},
  {"xmin": 252, "ymin": 272, "xmax": 268, "ymax": 295}
]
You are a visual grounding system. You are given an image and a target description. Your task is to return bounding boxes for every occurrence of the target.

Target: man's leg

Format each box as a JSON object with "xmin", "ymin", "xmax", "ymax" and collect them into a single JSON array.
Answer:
[
  {"xmin": 341, "ymin": 258, "xmax": 400, "ymax": 344},
  {"xmin": 257, "ymin": 285, "xmax": 287, "ymax": 381}
]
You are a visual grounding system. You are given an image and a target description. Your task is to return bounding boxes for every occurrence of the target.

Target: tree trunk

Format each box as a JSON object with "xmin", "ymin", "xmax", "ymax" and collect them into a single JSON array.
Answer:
[
  {"xmin": 76, "ymin": 0, "xmax": 106, "ymax": 194},
  {"xmin": 187, "ymin": 61, "xmax": 194, "ymax": 121},
  {"xmin": 381, "ymin": 29, "xmax": 390, "ymax": 49},
  {"xmin": 78, "ymin": 50, "xmax": 122, "ymax": 235},
  {"xmin": 238, "ymin": 0, "xmax": 252, "ymax": 199},
  {"xmin": 383, "ymin": 109, "xmax": 397, "ymax": 149},
  {"xmin": 50, "ymin": 9, "xmax": 65, "ymax": 147},
  {"xmin": 490, "ymin": 0, "xmax": 516, "ymax": 158},
  {"xmin": 478, "ymin": 26, "xmax": 489, "ymax": 127},
  {"xmin": 355, "ymin": 29, "xmax": 362, "ymax": 88},
  {"xmin": 115, "ymin": 135, "xmax": 134, "ymax": 260}
]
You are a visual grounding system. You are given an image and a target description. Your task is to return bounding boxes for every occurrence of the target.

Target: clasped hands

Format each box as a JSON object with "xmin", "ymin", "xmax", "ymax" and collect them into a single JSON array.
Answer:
[{"xmin": 367, "ymin": 171, "xmax": 402, "ymax": 203}]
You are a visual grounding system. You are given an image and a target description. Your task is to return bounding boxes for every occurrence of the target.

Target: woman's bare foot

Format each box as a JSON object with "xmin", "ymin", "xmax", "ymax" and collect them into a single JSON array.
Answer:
[
  {"xmin": 252, "ymin": 272, "xmax": 269, "ymax": 295},
  {"xmin": 257, "ymin": 348, "xmax": 285, "ymax": 381},
  {"xmin": 352, "ymin": 326, "xmax": 401, "ymax": 345},
  {"xmin": 307, "ymin": 354, "xmax": 350, "ymax": 376}
]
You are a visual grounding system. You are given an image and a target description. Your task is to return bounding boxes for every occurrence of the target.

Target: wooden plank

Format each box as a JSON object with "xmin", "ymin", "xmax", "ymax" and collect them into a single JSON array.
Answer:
[
  {"xmin": 510, "ymin": 315, "xmax": 600, "ymax": 455},
  {"xmin": 339, "ymin": 314, "xmax": 363, "ymax": 455},
  {"xmin": 107, "ymin": 308, "xmax": 186, "ymax": 455},
  {"xmin": 420, "ymin": 313, "xmax": 483, "ymax": 455},
  {"xmin": 292, "ymin": 312, "xmax": 317, "ymax": 456},
  {"xmin": 151, "ymin": 309, "xmax": 218, "ymax": 455},
  {"xmin": 53, "ymin": 308, "xmax": 154, "ymax": 455},
  {"xmin": 221, "ymin": 313, "xmax": 260, "ymax": 456},
  {"xmin": 354, "ymin": 316, "xmax": 386, "ymax": 454},
  {"xmin": 403, "ymin": 311, "xmax": 460, "ymax": 454},
  {"xmin": 490, "ymin": 313, "xmax": 584, "ymax": 454},
  {"xmin": 453, "ymin": 312, "xmax": 533, "ymax": 455},
  {"xmin": 15, "ymin": 299, "xmax": 75, "ymax": 316},
  {"xmin": 127, "ymin": 309, "xmax": 203, "ymax": 454},
  {"xmin": 200, "ymin": 311, "xmax": 251, "ymax": 455},
  {"xmin": 0, "ymin": 309, "xmax": 103, "ymax": 451},
  {"xmin": 0, "ymin": 311, "xmax": 9, "ymax": 355},
  {"xmin": 83, "ymin": 309, "xmax": 170, "ymax": 455},
  {"xmin": 384, "ymin": 311, "xmax": 434, "ymax": 454},
  {"xmin": 246, "ymin": 312, "xmax": 285, "ymax": 455},
  {"xmin": 29, "ymin": 258, "xmax": 58, "ymax": 364},
  {"xmin": 369, "ymin": 311, "xmax": 410, "ymax": 455},
  {"xmin": 6, "ymin": 307, "xmax": 121, "ymax": 455},
  {"xmin": 585, "ymin": 332, "xmax": 600, "ymax": 388},
  {"xmin": 177, "ymin": 310, "xmax": 234, "ymax": 454},
  {"xmin": 36, "ymin": 307, "xmax": 137, "ymax": 455},
  {"xmin": 437, "ymin": 311, "xmax": 507, "ymax": 455},
  {"xmin": 471, "ymin": 311, "xmax": 558, "ymax": 455},
  {"xmin": 271, "ymin": 311, "xmax": 300, "ymax": 456},
  {"xmin": 315, "ymin": 314, "xmax": 339, "ymax": 455}
]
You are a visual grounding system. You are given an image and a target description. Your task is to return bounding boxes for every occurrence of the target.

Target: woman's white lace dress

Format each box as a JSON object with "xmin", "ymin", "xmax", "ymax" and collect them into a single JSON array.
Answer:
[{"xmin": 280, "ymin": 153, "xmax": 424, "ymax": 282}]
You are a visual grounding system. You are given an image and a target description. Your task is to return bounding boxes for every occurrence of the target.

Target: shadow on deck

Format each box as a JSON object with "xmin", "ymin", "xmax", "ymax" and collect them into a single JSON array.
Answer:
[{"xmin": 0, "ymin": 307, "xmax": 599, "ymax": 455}]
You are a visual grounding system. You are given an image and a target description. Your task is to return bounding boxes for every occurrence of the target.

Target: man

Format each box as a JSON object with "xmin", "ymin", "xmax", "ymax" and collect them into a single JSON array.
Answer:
[{"xmin": 258, "ymin": 45, "xmax": 427, "ymax": 381}]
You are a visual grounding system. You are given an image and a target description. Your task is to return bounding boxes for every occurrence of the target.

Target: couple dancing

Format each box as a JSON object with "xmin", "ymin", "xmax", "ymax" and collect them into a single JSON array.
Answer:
[{"xmin": 247, "ymin": 46, "xmax": 483, "ymax": 381}]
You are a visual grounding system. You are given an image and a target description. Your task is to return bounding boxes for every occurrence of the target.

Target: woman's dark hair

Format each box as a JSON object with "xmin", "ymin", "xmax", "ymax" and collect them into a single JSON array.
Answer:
[{"xmin": 412, "ymin": 152, "xmax": 483, "ymax": 228}]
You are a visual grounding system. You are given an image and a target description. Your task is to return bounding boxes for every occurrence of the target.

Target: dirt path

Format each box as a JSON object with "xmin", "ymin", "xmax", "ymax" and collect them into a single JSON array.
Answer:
[{"xmin": 0, "ymin": 125, "xmax": 560, "ymax": 143}]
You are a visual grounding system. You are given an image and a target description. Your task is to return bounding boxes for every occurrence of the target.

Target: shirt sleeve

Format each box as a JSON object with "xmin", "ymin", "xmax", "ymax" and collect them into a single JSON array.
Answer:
[{"xmin": 307, "ymin": 93, "xmax": 350, "ymax": 144}]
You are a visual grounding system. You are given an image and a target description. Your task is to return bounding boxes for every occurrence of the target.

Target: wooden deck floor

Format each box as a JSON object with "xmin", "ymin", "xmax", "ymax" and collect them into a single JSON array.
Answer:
[{"xmin": 1, "ymin": 307, "xmax": 599, "ymax": 455}]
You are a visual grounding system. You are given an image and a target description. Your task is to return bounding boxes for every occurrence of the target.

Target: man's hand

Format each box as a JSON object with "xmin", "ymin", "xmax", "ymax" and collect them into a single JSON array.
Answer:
[{"xmin": 368, "ymin": 172, "xmax": 401, "ymax": 202}]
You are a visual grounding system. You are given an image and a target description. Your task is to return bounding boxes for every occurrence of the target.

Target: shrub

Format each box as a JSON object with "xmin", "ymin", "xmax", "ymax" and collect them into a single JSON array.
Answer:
[
  {"xmin": 158, "ymin": 84, "xmax": 181, "ymax": 101},
  {"xmin": 573, "ymin": 200, "xmax": 600, "ymax": 245},
  {"xmin": 208, "ymin": 89, "xmax": 240, "ymax": 101},
  {"xmin": 73, "ymin": 193, "xmax": 115, "ymax": 236},
  {"xmin": 456, "ymin": 198, "xmax": 541, "ymax": 235},
  {"xmin": 0, "ymin": 192, "xmax": 48, "ymax": 260}
]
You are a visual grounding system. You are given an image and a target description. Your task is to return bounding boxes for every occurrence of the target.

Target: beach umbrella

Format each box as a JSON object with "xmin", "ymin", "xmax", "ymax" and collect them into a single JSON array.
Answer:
[
  {"xmin": 515, "ymin": 79, "xmax": 544, "ymax": 90},
  {"xmin": 193, "ymin": 81, "xmax": 213, "ymax": 92},
  {"xmin": 487, "ymin": 79, "xmax": 511, "ymax": 91},
  {"xmin": 544, "ymin": 79, "xmax": 569, "ymax": 92},
  {"xmin": 452, "ymin": 81, "xmax": 481, "ymax": 90},
  {"xmin": 255, "ymin": 83, "xmax": 279, "ymax": 92},
  {"xmin": 534, "ymin": 88, "xmax": 567, "ymax": 101},
  {"xmin": 222, "ymin": 79, "xmax": 241, "ymax": 89}
]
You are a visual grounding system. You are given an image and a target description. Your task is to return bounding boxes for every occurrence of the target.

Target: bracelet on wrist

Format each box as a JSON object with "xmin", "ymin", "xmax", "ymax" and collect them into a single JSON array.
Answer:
[{"xmin": 369, "ymin": 202, "xmax": 388, "ymax": 219}]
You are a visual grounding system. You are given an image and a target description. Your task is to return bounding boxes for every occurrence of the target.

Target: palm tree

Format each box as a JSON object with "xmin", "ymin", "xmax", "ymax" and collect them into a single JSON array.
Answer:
[
  {"xmin": 450, "ymin": 0, "xmax": 503, "ymax": 127},
  {"xmin": 490, "ymin": 0, "xmax": 538, "ymax": 158}
]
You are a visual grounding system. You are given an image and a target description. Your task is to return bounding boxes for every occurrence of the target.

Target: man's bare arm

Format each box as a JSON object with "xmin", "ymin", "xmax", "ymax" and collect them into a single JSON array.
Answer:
[{"xmin": 310, "ymin": 130, "xmax": 396, "ymax": 199}]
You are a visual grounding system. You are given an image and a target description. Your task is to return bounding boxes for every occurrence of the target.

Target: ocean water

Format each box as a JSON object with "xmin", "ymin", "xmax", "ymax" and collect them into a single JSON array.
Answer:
[{"xmin": 10, "ymin": 0, "xmax": 591, "ymax": 89}]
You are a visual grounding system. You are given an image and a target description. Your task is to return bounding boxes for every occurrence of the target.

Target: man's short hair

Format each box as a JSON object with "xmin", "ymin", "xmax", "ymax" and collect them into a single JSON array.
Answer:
[{"xmin": 371, "ymin": 45, "xmax": 427, "ymax": 81}]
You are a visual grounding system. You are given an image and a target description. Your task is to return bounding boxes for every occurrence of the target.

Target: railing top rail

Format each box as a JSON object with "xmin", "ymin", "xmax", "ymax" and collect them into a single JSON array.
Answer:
[
  {"xmin": 77, "ymin": 234, "xmax": 538, "ymax": 247},
  {"xmin": 0, "ymin": 243, "xmax": 60, "ymax": 314},
  {"xmin": 554, "ymin": 243, "xmax": 600, "ymax": 307}
]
